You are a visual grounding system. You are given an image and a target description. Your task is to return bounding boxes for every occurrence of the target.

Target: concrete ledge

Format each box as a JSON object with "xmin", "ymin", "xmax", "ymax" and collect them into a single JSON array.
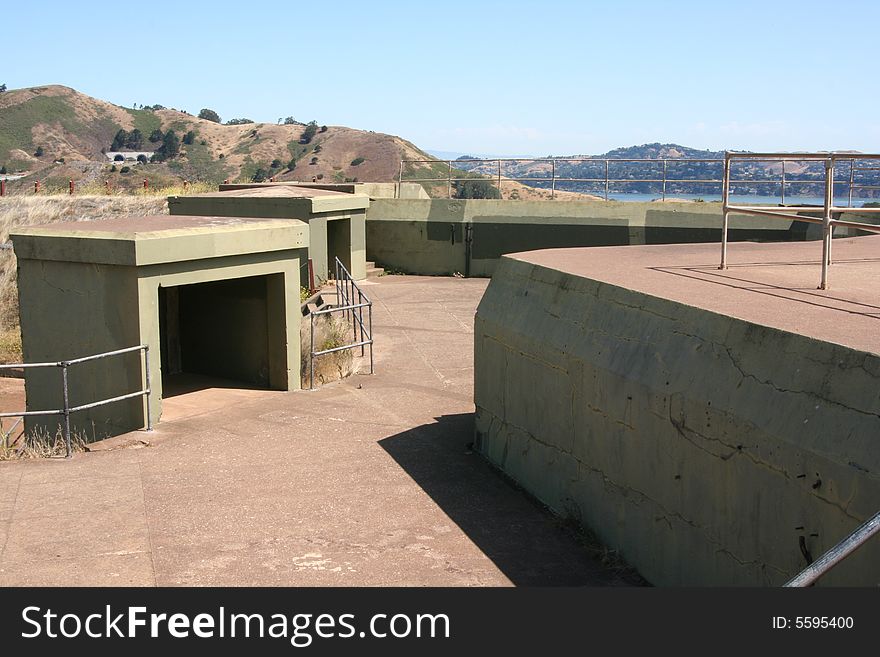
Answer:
[{"xmin": 474, "ymin": 238, "xmax": 880, "ymax": 585}]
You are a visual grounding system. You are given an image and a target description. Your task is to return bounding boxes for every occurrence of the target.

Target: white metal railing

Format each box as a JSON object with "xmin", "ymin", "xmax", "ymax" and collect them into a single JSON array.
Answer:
[
  {"xmin": 719, "ymin": 152, "xmax": 880, "ymax": 289},
  {"xmin": 0, "ymin": 345, "xmax": 152, "ymax": 458},
  {"xmin": 399, "ymin": 156, "xmax": 880, "ymax": 204},
  {"xmin": 308, "ymin": 258, "xmax": 374, "ymax": 390},
  {"xmin": 785, "ymin": 509, "xmax": 880, "ymax": 586}
]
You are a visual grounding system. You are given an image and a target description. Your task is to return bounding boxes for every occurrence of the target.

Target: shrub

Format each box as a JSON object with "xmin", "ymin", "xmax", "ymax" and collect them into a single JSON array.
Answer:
[
  {"xmin": 350, "ymin": 157, "xmax": 365, "ymax": 166},
  {"xmin": 114, "ymin": 154, "xmax": 124, "ymax": 161},
  {"xmin": 252, "ymin": 167, "xmax": 269, "ymax": 182},
  {"xmin": 455, "ymin": 179, "xmax": 501, "ymax": 199},
  {"xmin": 309, "ymin": 157, "xmax": 318, "ymax": 165},
  {"xmin": 120, "ymin": 166, "xmax": 131, "ymax": 174},
  {"xmin": 316, "ymin": 174, "xmax": 323, "ymax": 180},
  {"xmin": 182, "ymin": 130, "xmax": 196, "ymax": 145},
  {"xmin": 271, "ymin": 159, "xmax": 282, "ymax": 169},
  {"xmin": 287, "ymin": 158, "xmax": 296, "ymax": 171},
  {"xmin": 319, "ymin": 125, "xmax": 327, "ymax": 132},
  {"xmin": 0, "ymin": 165, "xmax": 6, "ymax": 174},
  {"xmin": 226, "ymin": 118, "xmax": 255, "ymax": 125},
  {"xmin": 110, "ymin": 165, "xmax": 117, "ymax": 172},
  {"xmin": 34, "ymin": 146, "xmax": 44, "ymax": 157},
  {"xmin": 148, "ymin": 129, "xmax": 164, "ymax": 143},
  {"xmin": 198, "ymin": 108, "xmax": 221, "ymax": 123},
  {"xmin": 313, "ymin": 145, "xmax": 322, "ymax": 153},
  {"xmin": 283, "ymin": 117, "xmax": 299, "ymax": 125},
  {"xmin": 137, "ymin": 154, "xmax": 148, "ymax": 164},
  {"xmin": 200, "ymin": 139, "xmax": 207, "ymax": 145},
  {"xmin": 0, "ymin": 83, "xmax": 6, "ymax": 93},
  {"xmin": 300, "ymin": 121, "xmax": 318, "ymax": 144}
]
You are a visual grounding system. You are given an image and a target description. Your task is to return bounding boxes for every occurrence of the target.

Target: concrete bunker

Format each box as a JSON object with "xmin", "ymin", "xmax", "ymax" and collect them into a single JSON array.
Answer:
[
  {"xmin": 11, "ymin": 215, "xmax": 308, "ymax": 440},
  {"xmin": 474, "ymin": 240, "xmax": 880, "ymax": 586},
  {"xmin": 168, "ymin": 185, "xmax": 368, "ymax": 284}
]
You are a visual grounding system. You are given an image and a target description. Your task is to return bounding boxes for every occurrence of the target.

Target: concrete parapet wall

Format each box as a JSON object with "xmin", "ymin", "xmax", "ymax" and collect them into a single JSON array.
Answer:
[
  {"xmin": 366, "ymin": 199, "xmax": 804, "ymax": 277},
  {"xmin": 474, "ymin": 255, "xmax": 880, "ymax": 586}
]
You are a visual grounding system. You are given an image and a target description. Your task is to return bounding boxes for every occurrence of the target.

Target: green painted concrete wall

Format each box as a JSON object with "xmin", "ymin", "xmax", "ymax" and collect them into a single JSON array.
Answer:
[
  {"xmin": 474, "ymin": 256, "xmax": 880, "ymax": 586},
  {"xmin": 366, "ymin": 199, "xmax": 809, "ymax": 277},
  {"xmin": 168, "ymin": 195, "xmax": 367, "ymax": 283}
]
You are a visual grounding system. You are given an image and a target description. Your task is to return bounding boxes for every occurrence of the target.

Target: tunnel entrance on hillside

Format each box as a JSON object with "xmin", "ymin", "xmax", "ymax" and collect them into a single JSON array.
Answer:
[{"xmin": 159, "ymin": 275, "xmax": 279, "ymax": 398}]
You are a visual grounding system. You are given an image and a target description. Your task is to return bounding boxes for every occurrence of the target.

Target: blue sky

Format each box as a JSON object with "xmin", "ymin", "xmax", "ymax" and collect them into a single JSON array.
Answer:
[{"xmin": 4, "ymin": 0, "xmax": 879, "ymax": 156}]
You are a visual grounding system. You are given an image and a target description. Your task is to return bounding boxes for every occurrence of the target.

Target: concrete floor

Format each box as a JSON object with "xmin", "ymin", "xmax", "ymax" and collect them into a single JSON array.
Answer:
[{"xmin": 0, "ymin": 275, "xmax": 636, "ymax": 586}]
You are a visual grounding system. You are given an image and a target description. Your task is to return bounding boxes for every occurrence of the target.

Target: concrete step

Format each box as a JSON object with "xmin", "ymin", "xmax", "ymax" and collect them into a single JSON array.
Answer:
[
  {"xmin": 365, "ymin": 261, "xmax": 376, "ymax": 268},
  {"xmin": 366, "ymin": 266, "xmax": 385, "ymax": 279}
]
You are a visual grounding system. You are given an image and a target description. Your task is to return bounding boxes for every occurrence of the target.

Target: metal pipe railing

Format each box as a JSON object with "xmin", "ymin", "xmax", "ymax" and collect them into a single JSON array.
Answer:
[
  {"xmin": 720, "ymin": 151, "xmax": 880, "ymax": 290},
  {"xmin": 398, "ymin": 156, "xmax": 880, "ymax": 202},
  {"xmin": 0, "ymin": 345, "xmax": 152, "ymax": 457},
  {"xmin": 309, "ymin": 258, "xmax": 374, "ymax": 390},
  {"xmin": 785, "ymin": 510, "xmax": 880, "ymax": 587}
]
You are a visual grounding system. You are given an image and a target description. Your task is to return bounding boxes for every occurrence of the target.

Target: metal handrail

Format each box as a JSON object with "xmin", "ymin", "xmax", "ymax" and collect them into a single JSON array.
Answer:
[
  {"xmin": 785, "ymin": 510, "xmax": 880, "ymax": 586},
  {"xmin": 399, "ymin": 156, "xmax": 880, "ymax": 203},
  {"xmin": 0, "ymin": 345, "xmax": 152, "ymax": 457},
  {"xmin": 308, "ymin": 258, "xmax": 374, "ymax": 390},
  {"xmin": 719, "ymin": 151, "xmax": 880, "ymax": 290}
]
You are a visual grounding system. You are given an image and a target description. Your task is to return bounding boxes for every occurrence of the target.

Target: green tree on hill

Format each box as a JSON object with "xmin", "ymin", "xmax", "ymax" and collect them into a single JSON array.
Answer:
[
  {"xmin": 182, "ymin": 130, "xmax": 196, "ymax": 145},
  {"xmin": 198, "ymin": 108, "xmax": 221, "ymax": 123},
  {"xmin": 126, "ymin": 129, "xmax": 144, "ymax": 149},
  {"xmin": 0, "ymin": 83, "xmax": 6, "ymax": 93},
  {"xmin": 455, "ymin": 179, "xmax": 501, "ymax": 199},
  {"xmin": 149, "ymin": 129, "xmax": 164, "ymax": 143},
  {"xmin": 300, "ymin": 121, "xmax": 318, "ymax": 144},
  {"xmin": 152, "ymin": 130, "xmax": 180, "ymax": 162}
]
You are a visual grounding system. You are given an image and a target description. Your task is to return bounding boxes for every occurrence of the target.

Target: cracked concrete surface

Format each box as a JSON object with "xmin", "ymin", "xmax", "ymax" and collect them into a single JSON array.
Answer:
[
  {"xmin": 475, "ymin": 238, "xmax": 880, "ymax": 586},
  {"xmin": 0, "ymin": 275, "xmax": 638, "ymax": 587}
]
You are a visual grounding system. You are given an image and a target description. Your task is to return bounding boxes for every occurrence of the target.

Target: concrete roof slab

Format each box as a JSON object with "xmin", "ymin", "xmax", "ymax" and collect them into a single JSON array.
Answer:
[{"xmin": 509, "ymin": 235, "xmax": 880, "ymax": 355}]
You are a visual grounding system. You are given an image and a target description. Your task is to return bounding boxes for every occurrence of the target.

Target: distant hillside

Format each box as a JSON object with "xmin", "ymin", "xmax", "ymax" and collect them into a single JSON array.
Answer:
[
  {"xmin": 452, "ymin": 143, "xmax": 879, "ymax": 198},
  {"xmin": 0, "ymin": 85, "xmax": 434, "ymax": 191}
]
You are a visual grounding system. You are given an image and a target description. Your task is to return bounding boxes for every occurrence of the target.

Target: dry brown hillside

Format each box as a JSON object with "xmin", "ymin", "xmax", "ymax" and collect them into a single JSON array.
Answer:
[{"xmin": 0, "ymin": 85, "xmax": 438, "ymax": 190}]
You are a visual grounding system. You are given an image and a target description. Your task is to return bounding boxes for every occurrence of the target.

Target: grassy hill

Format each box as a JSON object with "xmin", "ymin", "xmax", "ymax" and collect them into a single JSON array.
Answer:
[{"xmin": 0, "ymin": 85, "xmax": 435, "ymax": 192}]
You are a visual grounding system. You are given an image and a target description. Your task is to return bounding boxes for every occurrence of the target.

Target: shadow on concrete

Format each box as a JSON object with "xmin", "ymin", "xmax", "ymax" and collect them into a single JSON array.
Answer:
[
  {"xmin": 162, "ymin": 372, "xmax": 266, "ymax": 398},
  {"xmin": 378, "ymin": 412, "xmax": 641, "ymax": 586},
  {"xmin": 652, "ymin": 265, "xmax": 880, "ymax": 317}
]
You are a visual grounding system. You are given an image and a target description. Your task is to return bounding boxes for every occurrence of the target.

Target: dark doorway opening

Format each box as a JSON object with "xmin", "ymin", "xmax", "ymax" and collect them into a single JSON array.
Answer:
[
  {"xmin": 327, "ymin": 217, "xmax": 352, "ymax": 277},
  {"xmin": 159, "ymin": 275, "xmax": 271, "ymax": 398}
]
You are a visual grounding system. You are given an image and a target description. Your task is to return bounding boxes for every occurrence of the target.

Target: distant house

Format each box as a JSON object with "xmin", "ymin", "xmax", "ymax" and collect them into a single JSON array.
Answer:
[{"xmin": 105, "ymin": 151, "xmax": 154, "ymax": 162}]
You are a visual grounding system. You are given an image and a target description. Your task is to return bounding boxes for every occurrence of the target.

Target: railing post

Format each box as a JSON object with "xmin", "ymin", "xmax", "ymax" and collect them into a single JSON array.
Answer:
[
  {"xmin": 447, "ymin": 161, "xmax": 452, "ymax": 199},
  {"xmin": 0, "ymin": 179, "xmax": 6, "ymax": 197},
  {"xmin": 848, "ymin": 160, "xmax": 855, "ymax": 208},
  {"xmin": 398, "ymin": 160, "xmax": 404, "ymax": 199},
  {"xmin": 662, "ymin": 160, "xmax": 667, "ymax": 201},
  {"xmin": 368, "ymin": 302, "xmax": 374, "ymax": 375},
  {"xmin": 309, "ymin": 311, "xmax": 315, "ymax": 390},
  {"xmin": 143, "ymin": 346, "xmax": 152, "ymax": 431},
  {"xmin": 69, "ymin": 179, "xmax": 74, "ymax": 195},
  {"xmin": 781, "ymin": 160, "xmax": 786, "ymax": 205},
  {"xmin": 820, "ymin": 158, "xmax": 834, "ymax": 290},
  {"xmin": 720, "ymin": 154, "xmax": 731, "ymax": 270},
  {"xmin": 604, "ymin": 160, "xmax": 609, "ymax": 201},
  {"xmin": 308, "ymin": 258, "xmax": 315, "ymax": 293},
  {"xmin": 61, "ymin": 361, "xmax": 71, "ymax": 458}
]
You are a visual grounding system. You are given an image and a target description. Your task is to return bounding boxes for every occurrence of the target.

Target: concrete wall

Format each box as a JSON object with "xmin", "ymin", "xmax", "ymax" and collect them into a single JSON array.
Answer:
[
  {"xmin": 366, "ymin": 199, "xmax": 808, "ymax": 277},
  {"xmin": 169, "ymin": 195, "xmax": 368, "ymax": 282},
  {"xmin": 218, "ymin": 182, "xmax": 429, "ymax": 199},
  {"xmin": 474, "ymin": 256, "xmax": 880, "ymax": 586}
]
